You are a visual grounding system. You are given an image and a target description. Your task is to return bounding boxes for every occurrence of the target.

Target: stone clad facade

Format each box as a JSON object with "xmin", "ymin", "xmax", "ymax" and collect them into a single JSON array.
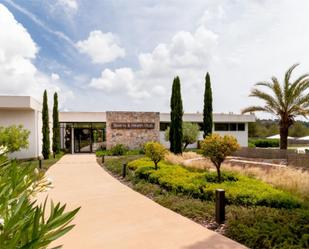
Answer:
[{"xmin": 106, "ymin": 111, "xmax": 160, "ymax": 149}]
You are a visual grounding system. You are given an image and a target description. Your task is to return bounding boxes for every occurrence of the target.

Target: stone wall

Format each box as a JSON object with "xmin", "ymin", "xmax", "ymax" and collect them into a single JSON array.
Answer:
[{"xmin": 106, "ymin": 112, "xmax": 160, "ymax": 149}]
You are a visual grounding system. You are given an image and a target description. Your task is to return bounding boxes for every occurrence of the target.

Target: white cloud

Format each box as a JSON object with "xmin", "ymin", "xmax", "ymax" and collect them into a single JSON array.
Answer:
[
  {"xmin": 139, "ymin": 26, "xmax": 217, "ymax": 77},
  {"xmin": 51, "ymin": 73, "xmax": 60, "ymax": 81},
  {"xmin": 3, "ymin": 0, "xmax": 75, "ymax": 46},
  {"xmin": 57, "ymin": 0, "xmax": 78, "ymax": 10},
  {"xmin": 76, "ymin": 30, "xmax": 125, "ymax": 64},
  {"xmin": 89, "ymin": 68, "xmax": 149, "ymax": 99},
  {"xmin": 89, "ymin": 22, "xmax": 218, "ymax": 102},
  {"xmin": 0, "ymin": 4, "xmax": 73, "ymax": 106}
]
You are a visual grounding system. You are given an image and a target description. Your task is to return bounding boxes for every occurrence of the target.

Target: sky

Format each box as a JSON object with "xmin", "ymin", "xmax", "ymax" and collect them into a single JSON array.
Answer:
[{"xmin": 1, "ymin": 0, "xmax": 309, "ymax": 116}]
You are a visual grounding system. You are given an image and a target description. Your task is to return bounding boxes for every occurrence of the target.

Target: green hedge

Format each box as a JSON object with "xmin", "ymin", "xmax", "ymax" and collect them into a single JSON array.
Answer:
[
  {"xmin": 249, "ymin": 138, "xmax": 280, "ymax": 148},
  {"xmin": 128, "ymin": 158, "xmax": 301, "ymax": 208},
  {"xmin": 96, "ymin": 147, "xmax": 143, "ymax": 157},
  {"xmin": 226, "ymin": 207, "xmax": 309, "ymax": 249}
]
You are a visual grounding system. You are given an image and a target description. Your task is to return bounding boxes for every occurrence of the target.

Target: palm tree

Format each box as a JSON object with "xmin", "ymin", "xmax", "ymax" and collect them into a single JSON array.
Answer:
[{"xmin": 242, "ymin": 64, "xmax": 309, "ymax": 149}]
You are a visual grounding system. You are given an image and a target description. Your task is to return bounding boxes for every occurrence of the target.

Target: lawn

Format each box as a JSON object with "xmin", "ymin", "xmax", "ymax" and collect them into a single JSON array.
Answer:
[
  {"xmin": 100, "ymin": 155, "xmax": 309, "ymax": 249},
  {"xmin": 19, "ymin": 152, "xmax": 64, "ymax": 172}
]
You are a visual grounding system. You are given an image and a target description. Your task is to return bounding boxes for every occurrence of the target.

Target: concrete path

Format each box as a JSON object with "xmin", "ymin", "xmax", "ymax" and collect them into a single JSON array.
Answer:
[{"xmin": 38, "ymin": 154, "xmax": 246, "ymax": 249}]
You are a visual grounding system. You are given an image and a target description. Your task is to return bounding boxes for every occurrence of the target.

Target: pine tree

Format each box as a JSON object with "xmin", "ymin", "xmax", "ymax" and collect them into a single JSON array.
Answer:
[
  {"xmin": 52, "ymin": 92, "xmax": 60, "ymax": 154},
  {"xmin": 169, "ymin": 76, "xmax": 183, "ymax": 154},
  {"xmin": 203, "ymin": 72, "xmax": 213, "ymax": 138},
  {"xmin": 42, "ymin": 90, "xmax": 50, "ymax": 159}
]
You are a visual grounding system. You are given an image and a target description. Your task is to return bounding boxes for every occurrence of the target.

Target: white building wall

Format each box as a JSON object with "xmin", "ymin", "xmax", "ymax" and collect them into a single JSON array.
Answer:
[
  {"xmin": 0, "ymin": 109, "xmax": 40, "ymax": 159},
  {"xmin": 160, "ymin": 123, "xmax": 249, "ymax": 148}
]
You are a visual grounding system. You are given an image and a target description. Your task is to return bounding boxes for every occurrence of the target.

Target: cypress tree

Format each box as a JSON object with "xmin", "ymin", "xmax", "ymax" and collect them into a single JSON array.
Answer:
[
  {"xmin": 52, "ymin": 92, "xmax": 60, "ymax": 154},
  {"xmin": 203, "ymin": 72, "xmax": 213, "ymax": 138},
  {"xmin": 42, "ymin": 90, "xmax": 50, "ymax": 159},
  {"xmin": 169, "ymin": 76, "xmax": 183, "ymax": 154}
]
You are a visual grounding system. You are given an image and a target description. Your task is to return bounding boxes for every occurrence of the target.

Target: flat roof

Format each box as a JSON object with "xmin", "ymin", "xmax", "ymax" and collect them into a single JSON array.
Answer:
[
  {"xmin": 59, "ymin": 112, "xmax": 106, "ymax": 123},
  {"xmin": 160, "ymin": 113, "xmax": 256, "ymax": 123},
  {"xmin": 59, "ymin": 111, "xmax": 255, "ymax": 123},
  {"xmin": 0, "ymin": 96, "xmax": 41, "ymax": 111}
]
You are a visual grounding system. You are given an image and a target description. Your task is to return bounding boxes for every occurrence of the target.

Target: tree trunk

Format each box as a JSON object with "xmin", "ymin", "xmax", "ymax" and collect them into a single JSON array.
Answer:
[
  {"xmin": 155, "ymin": 162, "xmax": 158, "ymax": 170},
  {"xmin": 215, "ymin": 164, "xmax": 221, "ymax": 182},
  {"xmin": 279, "ymin": 124, "xmax": 289, "ymax": 150},
  {"xmin": 183, "ymin": 143, "xmax": 189, "ymax": 151}
]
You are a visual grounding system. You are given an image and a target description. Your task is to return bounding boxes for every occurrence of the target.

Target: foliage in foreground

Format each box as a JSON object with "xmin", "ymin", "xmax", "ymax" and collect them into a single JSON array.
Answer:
[
  {"xmin": 103, "ymin": 156, "xmax": 309, "ymax": 249},
  {"xmin": 128, "ymin": 158, "xmax": 301, "ymax": 208},
  {"xmin": 0, "ymin": 156, "xmax": 79, "ymax": 248}
]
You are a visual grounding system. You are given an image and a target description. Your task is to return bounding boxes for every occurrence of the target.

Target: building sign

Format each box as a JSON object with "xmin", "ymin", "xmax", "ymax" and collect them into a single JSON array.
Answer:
[{"xmin": 111, "ymin": 122, "xmax": 155, "ymax": 129}]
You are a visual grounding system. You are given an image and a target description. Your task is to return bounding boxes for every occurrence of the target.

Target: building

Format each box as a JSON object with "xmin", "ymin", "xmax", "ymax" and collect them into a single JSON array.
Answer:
[
  {"xmin": 0, "ymin": 96, "xmax": 48, "ymax": 159},
  {"xmin": 0, "ymin": 96, "xmax": 255, "ymax": 158},
  {"xmin": 59, "ymin": 111, "xmax": 255, "ymax": 154}
]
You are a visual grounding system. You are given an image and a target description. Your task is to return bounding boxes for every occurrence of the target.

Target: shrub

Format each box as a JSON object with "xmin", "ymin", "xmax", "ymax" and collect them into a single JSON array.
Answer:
[
  {"xmin": 249, "ymin": 138, "xmax": 279, "ymax": 148},
  {"xmin": 248, "ymin": 141, "xmax": 256, "ymax": 148},
  {"xmin": 144, "ymin": 142, "xmax": 167, "ymax": 170},
  {"xmin": 96, "ymin": 148, "xmax": 142, "ymax": 157},
  {"xmin": 200, "ymin": 133, "xmax": 240, "ymax": 182},
  {"xmin": 110, "ymin": 144, "xmax": 128, "ymax": 156},
  {"xmin": 226, "ymin": 207, "xmax": 309, "ymax": 249},
  {"xmin": 128, "ymin": 158, "xmax": 302, "ymax": 208},
  {"xmin": 0, "ymin": 125, "xmax": 30, "ymax": 153}
]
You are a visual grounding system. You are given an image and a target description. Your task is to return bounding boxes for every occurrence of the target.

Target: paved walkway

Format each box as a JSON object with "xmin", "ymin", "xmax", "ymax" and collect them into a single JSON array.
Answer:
[{"xmin": 38, "ymin": 154, "xmax": 246, "ymax": 249}]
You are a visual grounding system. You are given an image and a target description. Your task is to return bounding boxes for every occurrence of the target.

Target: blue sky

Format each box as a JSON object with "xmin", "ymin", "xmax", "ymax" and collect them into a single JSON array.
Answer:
[{"xmin": 1, "ymin": 0, "xmax": 309, "ymax": 116}]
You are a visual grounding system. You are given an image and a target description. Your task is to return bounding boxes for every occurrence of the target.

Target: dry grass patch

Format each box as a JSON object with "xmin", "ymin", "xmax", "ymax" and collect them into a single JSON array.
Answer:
[
  {"xmin": 165, "ymin": 151, "xmax": 212, "ymax": 170},
  {"xmin": 222, "ymin": 163, "xmax": 309, "ymax": 202}
]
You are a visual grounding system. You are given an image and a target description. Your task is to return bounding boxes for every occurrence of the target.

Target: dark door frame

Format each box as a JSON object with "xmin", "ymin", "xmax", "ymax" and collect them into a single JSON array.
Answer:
[{"xmin": 74, "ymin": 128, "xmax": 93, "ymax": 153}]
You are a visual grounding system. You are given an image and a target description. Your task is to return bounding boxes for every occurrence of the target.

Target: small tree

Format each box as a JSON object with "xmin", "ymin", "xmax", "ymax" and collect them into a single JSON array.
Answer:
[
  {"xmin": 242, "ymin": 64, "xmax": 309, "ymax": 149},
  {"xmin": 169, "ymin": 76, "xmax": 183, "ymax": 154},
  {"xmin": 144, "ymin": 142, "xmax": 167, "ymax": 170},
  {"xmin": 203, "ymin": 72, "xmax": 213, "ymax": 138},
  {"xmin": 200, "ymin": 134, "xmax": 239, "ymax": 182},
  {"xmin": 0, "ymin": 125, "xmax": 30, "ymax": 153},
  {"xmin": 52, "ymin": 92, "xmax": 60, "ymax": 154},
  {"xmin": 165, "ymin": 122, "xmax": 200, "ymax": 150},
  {"xmin": 42, "ymin": 90, "xmax": 50, "ymax": 159}
]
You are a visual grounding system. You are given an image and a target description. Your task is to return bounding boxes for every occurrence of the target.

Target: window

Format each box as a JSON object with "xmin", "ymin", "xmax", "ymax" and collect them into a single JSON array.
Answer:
[
  {"xmin": 160, "ymin": 122, "xmax": 169, "ymax": 131},
  {"xmin": 214, "ymin": 122, "xmax": 246, "ymax": 131},
  {"xmin": 229, "ymin": 123, "xmax": 237, "ymax": 131},
  {"xmin": 214, "ymin": 123, "xmax": 229, "ymax": 131},
  {"xmin": 237, "ymin": 123, "xmax": 245, "ymax": 131}
]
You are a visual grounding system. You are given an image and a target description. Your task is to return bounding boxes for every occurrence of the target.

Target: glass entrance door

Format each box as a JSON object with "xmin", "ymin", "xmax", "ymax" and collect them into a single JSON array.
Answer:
[{"xmin": 74, "ymin": 128, "xmax": 92, "ymax": 153}]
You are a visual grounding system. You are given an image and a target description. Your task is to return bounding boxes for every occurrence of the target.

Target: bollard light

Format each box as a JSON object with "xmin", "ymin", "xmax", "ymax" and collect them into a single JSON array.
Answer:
[
  {"xmin": 122, "ymin": 163, "xmax": 127, "ymax": 178},
  {"xmin": 102, "ymin": 155, "xmax": 105, "ymax": 164},
  {"xmin": 215, "ymin": 189, "xmax": 225, "ymax": 224},
  {"xmin": 39, "ymin": 159, "xmax": 42, "ymax": 169}
]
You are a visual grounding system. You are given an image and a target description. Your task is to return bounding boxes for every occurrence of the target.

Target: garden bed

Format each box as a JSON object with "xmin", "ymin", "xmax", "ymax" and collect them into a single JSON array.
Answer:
[{"xmin": 99, "ymin": 155, "xmax": 309, "ymax": 249}]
